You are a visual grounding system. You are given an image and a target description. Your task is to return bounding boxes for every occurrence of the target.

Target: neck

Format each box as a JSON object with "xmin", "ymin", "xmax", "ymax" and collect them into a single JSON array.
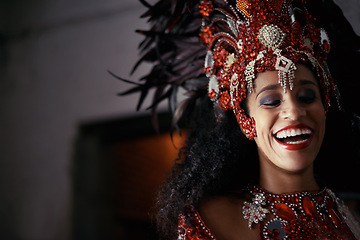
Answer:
[{"xmin": 259, "ymin": 162, "xmax": 319, "ymax": 195}]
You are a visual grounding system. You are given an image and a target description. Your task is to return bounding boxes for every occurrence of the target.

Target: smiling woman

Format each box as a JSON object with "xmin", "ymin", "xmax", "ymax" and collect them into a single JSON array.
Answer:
[
  {"xmin": 247, "ymin": 65, "xmax": 326, "ymax": 188},
  {"xmin": 119, "ymin": 0, "xmax": 360, "ymax": 239}
]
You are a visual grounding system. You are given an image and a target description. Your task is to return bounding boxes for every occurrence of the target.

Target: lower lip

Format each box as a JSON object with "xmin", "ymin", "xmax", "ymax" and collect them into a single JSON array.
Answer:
[{"xmin": 274, "ymin": 134, "xmax": 314, "ymax": 150}]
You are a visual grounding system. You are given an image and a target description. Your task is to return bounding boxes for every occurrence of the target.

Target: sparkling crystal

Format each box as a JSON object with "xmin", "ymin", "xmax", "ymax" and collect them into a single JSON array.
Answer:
[{"xmin": 257, "ymin": 24, "xmax": 285, "ymax": 50}]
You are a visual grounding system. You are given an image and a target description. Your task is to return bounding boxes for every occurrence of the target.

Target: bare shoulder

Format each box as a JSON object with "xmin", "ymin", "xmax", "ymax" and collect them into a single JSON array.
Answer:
[{"xmin": 198, "ymin": 193, "xmax": 260, "ymax": 240}]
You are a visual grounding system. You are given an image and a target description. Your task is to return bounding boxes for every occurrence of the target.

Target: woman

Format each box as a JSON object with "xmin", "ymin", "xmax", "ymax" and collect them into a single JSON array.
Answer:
[{"xmin": 119, "ymin": 0, "xmax": 360, "ymax": 239}]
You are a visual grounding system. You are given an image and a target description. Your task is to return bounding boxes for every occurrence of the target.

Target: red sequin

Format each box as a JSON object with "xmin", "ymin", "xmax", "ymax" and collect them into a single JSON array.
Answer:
[
  {"xmin": 200, "ymin": 0, "xmax": 335, "ymax": 139},
  {"xmin": 177, "ymin": 187, "xmax": 358, "ymax": 240},
  {"xmin": 199, "ymin": 0, "xmax": 213, "ymax": 17},
  {"xmin": 200, "ymin": 26, "xmax": 214, "ymax": 44}
]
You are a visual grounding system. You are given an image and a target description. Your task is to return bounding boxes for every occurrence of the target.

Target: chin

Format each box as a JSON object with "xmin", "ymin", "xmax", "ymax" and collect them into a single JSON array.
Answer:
[{"xmin": 275, "ymin": 152, "xmax": 317, "ymax": 173}]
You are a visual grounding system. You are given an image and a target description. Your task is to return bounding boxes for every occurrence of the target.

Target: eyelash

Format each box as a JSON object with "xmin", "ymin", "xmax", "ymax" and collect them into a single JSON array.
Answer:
[
  {"xmin": 259, "ymin": 89, "xmax": 317, "ymax": 107},
  {"xmin": 260, "ymin": 97, "xmax": 281, "ymax": 107},
  {"xmin": 262, "ymin": 99, "xmax": 281, "ymax": 106},
  {"xmin": 298, "ymin": 89, "xmax": 316, "ymax": 103}
]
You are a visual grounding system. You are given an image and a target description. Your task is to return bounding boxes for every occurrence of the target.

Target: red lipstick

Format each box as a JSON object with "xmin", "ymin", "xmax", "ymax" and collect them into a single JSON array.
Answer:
[{"xmin": 274, "ymin": 124, "xmax": 313, "ymax": 151}]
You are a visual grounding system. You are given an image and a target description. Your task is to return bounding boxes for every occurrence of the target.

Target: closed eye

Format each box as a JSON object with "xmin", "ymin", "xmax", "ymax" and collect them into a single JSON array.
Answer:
[
  {"xmin": 298, "ymin": 88, "xmax": 316, "ymax": 104},
  {"xmin": 259, "ymin": 96, "xmax": 281, "ymax": 107}
]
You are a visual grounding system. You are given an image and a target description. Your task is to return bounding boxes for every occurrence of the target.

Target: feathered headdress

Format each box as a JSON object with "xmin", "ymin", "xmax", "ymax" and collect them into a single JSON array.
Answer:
[{"xmin": 115, "ymin": 0, "xmax": 360, "ymax": 134}]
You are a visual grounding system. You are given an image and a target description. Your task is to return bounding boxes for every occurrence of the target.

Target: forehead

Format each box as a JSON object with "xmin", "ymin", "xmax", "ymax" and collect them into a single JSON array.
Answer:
[{"xmin": 253, "ymin": 64, "xmax": 318, "ymax": 92}]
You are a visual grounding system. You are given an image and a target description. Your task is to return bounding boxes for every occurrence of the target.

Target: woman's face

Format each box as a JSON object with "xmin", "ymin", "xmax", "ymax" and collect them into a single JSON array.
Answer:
[{"xmin": 246, "ymin": 64, "xmax": 326, "ymax": 173}]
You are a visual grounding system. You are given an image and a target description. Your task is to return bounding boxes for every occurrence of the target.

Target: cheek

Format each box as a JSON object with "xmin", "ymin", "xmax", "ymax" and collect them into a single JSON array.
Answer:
[
  {"xmin": 314, "ymin": 104, "xmax": 326, "ymax": 124},
  {"xmin": 319, "ymin": 113, "xmax": 326, "ymax": 136},
  {"xmin": 253, "ymin": 111, "xmax": 276, "ymax": 140},
  {"xmin": 311, "ymin": 103, "xmax": 326, "ymax": 138}
]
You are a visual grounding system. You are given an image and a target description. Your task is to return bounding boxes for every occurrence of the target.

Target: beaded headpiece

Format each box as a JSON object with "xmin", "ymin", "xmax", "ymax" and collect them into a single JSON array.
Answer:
[
  {"xmin": 118, "ymin": 0, "xmax": 360, "ymax": 135},
  {"xmin": 201, "ymin": 0, "xmax": 334, "ymax": 139}
]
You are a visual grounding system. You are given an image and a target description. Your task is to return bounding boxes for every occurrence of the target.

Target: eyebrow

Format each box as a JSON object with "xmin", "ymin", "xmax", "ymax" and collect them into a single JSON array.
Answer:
[
  {"xmin": 255, "ymin": 79, "xmax": 318, "ymax": 99},
  {"xmin": 298, "ymin": 79, "xmax": 318, "ymax": 87},
  {"xmin": 256, "ymin": 84, "xmax": 281, "ymax": 99}
]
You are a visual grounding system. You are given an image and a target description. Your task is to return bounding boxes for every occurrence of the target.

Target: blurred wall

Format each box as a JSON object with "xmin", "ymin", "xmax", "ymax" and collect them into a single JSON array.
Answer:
[
  {"xmin": 0, "ymin": 0, "xmax": 358, "ymax": 240},
  {"xmin": 0, "ymin": 1, "xmax": 154, "ymax": 239}
]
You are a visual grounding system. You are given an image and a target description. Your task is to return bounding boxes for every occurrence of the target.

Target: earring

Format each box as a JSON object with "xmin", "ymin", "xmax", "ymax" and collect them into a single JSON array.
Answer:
[{"xmin": 239, "ymin": 116, "xmax": 257, "ymax": 140}]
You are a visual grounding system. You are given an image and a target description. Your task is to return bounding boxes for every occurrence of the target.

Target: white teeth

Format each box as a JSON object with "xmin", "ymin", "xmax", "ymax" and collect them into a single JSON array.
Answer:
[
  {"xmin": 290, "ymin": 129, "xmax": 296, "ymax": 136},
  {"xmin": 301, "ymin": 129, "xmax": 311, "ymax": 135},
  {"xmin": 287, "ymin": 139, "xmax": 307, "ymax": 144},
  {"xmin": 275, "ymin": 128, "xmax": 312, "ymax": 139}
]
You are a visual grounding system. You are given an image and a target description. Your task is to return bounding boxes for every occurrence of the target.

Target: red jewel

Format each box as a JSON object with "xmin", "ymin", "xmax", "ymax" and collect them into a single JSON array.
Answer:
[
  {"xmin": 323, "ymin": 40, "xmax": 331, "ymax": 51},
  {"xmin": 200, "ymin": 26, "xmax": 214, "ymax": 44},
  {"xmin": 302, "ymin": 196, "xmax": 317, "ymax": 217},
  {"xmin": 201, "ymin": 0, "xmax": 334, "ymax": 141},
  {"xmin": 326, "ymin": 199, "xmax": 341, "ymax": 226},
  {"xmin": 199, "ymin": 0, "xmax": 213, "ymax": 17},
  {"xmin": 208, "ymin": 90, "xmax": 216, "ymax": 99},
  {"xmin": 274, "ymin": 203, "xmax": 296, "ymax": 221}
]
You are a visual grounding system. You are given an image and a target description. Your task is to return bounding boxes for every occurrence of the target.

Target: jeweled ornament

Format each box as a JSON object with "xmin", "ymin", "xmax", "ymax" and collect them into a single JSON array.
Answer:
[
  {"xmin": 243, "ymin": 193, "xmax": 270, "ymax": 228},
  {"xmin": 200, "ymin": 0, "xmax": 338, "ymax": 139},
  {"xmin": 257, "ymin": 24, "xmax": 286, "ymax": 50},
  {"xmin": 243, "ymin": 185, "xmax": 359, "ymax": 240}
]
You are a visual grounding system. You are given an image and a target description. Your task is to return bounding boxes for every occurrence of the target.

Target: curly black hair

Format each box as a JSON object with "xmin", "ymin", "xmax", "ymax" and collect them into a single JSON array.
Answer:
[
  {"xmin": 155, "ymin": 97, "xmax": 258, "ymax": 239},
  {"xmin": 155, "ymin": 96, "xmax": 360, "ymax": 239}
]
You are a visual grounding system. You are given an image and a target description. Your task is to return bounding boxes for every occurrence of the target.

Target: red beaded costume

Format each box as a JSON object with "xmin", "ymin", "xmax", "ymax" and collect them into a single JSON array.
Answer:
[
  {"xmin": 119, "ymin": 0, "xmax": 360, "ymax": 239},
  {"xmin": 177, "ymin": 186, "xmax": 360, "ymax": 239}
]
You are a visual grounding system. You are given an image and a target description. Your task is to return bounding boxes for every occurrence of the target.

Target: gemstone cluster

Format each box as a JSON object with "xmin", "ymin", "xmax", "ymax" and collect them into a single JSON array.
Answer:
[{"xmin": 199, "ymin": 0, "xmax": 335, "ymax": 138}]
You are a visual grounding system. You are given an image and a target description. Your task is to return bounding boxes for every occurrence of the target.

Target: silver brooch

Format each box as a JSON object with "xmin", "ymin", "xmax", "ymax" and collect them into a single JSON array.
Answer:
[
  {"xmin": 243, "ymin": 192, "xmax": 270, "ymax": 228},
  {"xmin": 257, "ymin": 24, "xmax": 285, "ymax": 50}
]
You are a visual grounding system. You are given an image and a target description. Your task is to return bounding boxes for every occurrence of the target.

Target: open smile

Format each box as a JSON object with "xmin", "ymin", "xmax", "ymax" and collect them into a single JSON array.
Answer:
[{"xmin": 274, "ymin": 124, "xmax": 314, "ymax": 150}]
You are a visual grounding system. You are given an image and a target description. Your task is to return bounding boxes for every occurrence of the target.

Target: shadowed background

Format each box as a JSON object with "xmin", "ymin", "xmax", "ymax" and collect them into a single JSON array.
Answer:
[{"xmin": 0, "ymin": 0, "xmax": 359, "ymax": 239}]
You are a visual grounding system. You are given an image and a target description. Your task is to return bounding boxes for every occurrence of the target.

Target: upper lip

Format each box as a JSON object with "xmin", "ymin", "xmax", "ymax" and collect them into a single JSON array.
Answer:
[{"xmin": 274, "ymin": 124, "xmax": 313, "ymax": 139}]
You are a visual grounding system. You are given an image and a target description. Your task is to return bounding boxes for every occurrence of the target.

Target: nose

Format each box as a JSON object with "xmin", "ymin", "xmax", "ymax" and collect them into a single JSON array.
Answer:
[{"xmin": 279, "ymin": 97, "xmax": 306, "ymax": 121}]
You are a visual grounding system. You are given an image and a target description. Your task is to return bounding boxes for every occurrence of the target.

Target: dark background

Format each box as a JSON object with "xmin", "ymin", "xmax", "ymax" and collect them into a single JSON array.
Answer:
[{"xmin": 0, "ymin": 1, "xmax": 359, "ymax": 239}]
